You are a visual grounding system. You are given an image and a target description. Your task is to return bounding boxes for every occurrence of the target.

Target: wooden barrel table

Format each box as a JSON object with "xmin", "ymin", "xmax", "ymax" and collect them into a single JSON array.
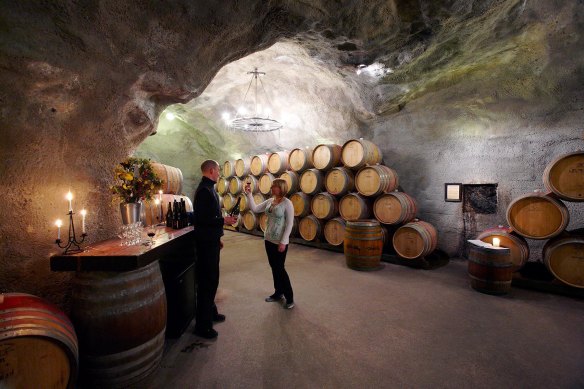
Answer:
[
  {"xmin": 477, "ymin": 226, "xmax": 529, "ymax": 272},
  {"xmin": 467, "ymin": 244, "xmax": 513, "ymax": 295},
  {"xmin": 0, "ymin": 293, "xmax": 79, "ymax": 389},
  {"xmin": 344, "ymin": 220, "xmax": 384, "ymax": 271}
]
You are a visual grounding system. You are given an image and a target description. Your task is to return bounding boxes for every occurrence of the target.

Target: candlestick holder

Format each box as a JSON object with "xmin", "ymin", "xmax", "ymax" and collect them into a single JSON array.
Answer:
[{"xmin": 55, "ymin": 211, "xmax": 87, "ymax": 254}]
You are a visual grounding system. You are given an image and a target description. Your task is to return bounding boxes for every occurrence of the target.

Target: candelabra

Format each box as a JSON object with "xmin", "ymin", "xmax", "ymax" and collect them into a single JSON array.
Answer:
[{"xmin": 55, "ymin": 211, "xmax": 87, "ymax": 254}]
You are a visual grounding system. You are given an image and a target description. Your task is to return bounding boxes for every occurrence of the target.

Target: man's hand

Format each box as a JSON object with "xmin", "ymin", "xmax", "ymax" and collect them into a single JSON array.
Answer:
[
  {"xmin": 278, "ymin": 243, "xmax": 286, "ymax": 252},
  {"xmin": 224, "ymin": 215, "xmax": 238, "ymax": 225}
]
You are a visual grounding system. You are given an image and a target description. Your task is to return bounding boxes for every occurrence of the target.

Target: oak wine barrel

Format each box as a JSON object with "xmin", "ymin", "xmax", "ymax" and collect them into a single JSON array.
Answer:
[
  {"xmin": 253, "ymin": 192, "xmax": 267, "ymax": 206},
  {"xmin": 216, "ymin": 177, "xmax": 229, "ymax": 195},
  {"xmin": 355, "ymin": 165, "xmax": 399, "ymax": 197},
  {"xmin": 280, "ymin": 171, "xmax": 300, "ymax": 195},
  {"xmin": 288, "ymin": 147, "xmax": 314, "ymax": 172},
  {"xmin": 258, "ymin": 173, "xmax": 276, "ymax": 195},
  {"xmin": 290, "ymin": 192, "xmax": 312, "ymax": 217},
  {"xmin": 325, "ymin": 167, "xmax": 355, "ymax": 196},
  {"xmin": 543, "ymin": 151, "xmax": 584, "ymax": 202},
  {"xmin": 373, "ymin": 192, "xmax": 417, "ymax": 225},
  {"xmin": 0, "ymin": 293, "xmax": 79, "ymax": 389},
  {"xmin": 222, "ymin": 193, "xmax": 235, "ymax": 212},
  {"xmin": 142, "ymin": 194, "xmax": 193, "ymax": 226},
  {"xmin": 151, "ymin": 162, "xmax": 183, "ymax": 195},
  {"xmin": 223, "ymin": 160, "xmax": 235, "ymax": 178},
  {"xmin": 339, "ymin": 192, "xmax": 372, "ymax": 221},
  {"xmin": 506, "ymin": 191, "xmax": 569, "ymax": 239},
  {"xmin": 393, "ymin": 220, "xmax": 438, "ymax": 259},
  {"xmin": 312, "ymin": 144, "xmax": 342, "ymax": 170},
  {"xmin": 543, "ymin": 234, "xmax": 584, "ymax": 288},
  {"xmin": 341, "ymin": 138, "xmax": 383, "ymax": 169},
  {"xmin": 228, "ymin": 176, "xmax": 243, "ymax": 195},
  {"xmin": 477, "ymin": 226, "xmax": 529, "ymax": 272},
  {"xmin": 259, "ymin": 212, "xmax": 268, "ymax": 232},
  {"xmin": 324, "ymin": 217, "xmax": 346, "ymax": 246},
  {"xmin": 467, "ymin": 244, "xmax": 513, "ymax": 295},
  {"xmin": 299, "ymin": 168, "xmax": 324, "ymax": 195},
  {"xmin": 238, "ymin": 194, "xmax": 249, "ymax": 212},
  {"xmin": 250, "ymin": 154, "xmax": 270, "ymax": 176},
  {"xmin": 235, "ymin": 157, "xmax": 251, "ymax": 178},
  {"xmin": 71, "ymin": 261, "xmax": 166, "ymax": 388},
  {"xmin": 267, "ymin": 151, "xmax": 290, "ymax": 175},
  {"xmin": 299, "ymin": 215, "xmax": 323, "ymax": 241},
  {"xmin": 311, "ymin": 192, "xmax": 339, "ymax": 220},
  {"xmin": 344, "ymin": 220, "xmax": 383, "ymax": 271},
  {"xmin": 242, "ymin": 211, "xmax": 259, "ymax": 230}
]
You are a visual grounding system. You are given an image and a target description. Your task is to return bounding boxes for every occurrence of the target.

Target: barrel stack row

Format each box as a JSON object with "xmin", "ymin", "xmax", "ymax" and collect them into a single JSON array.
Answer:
[
  {"xmin": 140, "ymin": 162, "xmax": 193, "ymax": 226},
  {"xmin": 471, "ymin": 151, "xmax": 584, "ymax": 292},
  {"xmin": 218, "ymin": 139, "xmax": 438, "ymax": 263}
]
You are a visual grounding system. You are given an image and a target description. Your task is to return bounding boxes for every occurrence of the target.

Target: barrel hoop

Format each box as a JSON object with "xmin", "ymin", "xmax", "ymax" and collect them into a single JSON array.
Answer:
[
  {"xmin": 467, "ymin": 255, "xmax": 512, "ymax": 268},
  {"xmin": 468, "ymin": 274, "xmax": 512, "ymax": 285}
]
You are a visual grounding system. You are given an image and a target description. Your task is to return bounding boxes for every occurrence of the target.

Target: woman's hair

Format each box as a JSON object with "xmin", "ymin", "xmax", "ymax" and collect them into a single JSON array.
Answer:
[{"xmin": 271, "ymin": 178, "xmax": 288, "ymax": 196}]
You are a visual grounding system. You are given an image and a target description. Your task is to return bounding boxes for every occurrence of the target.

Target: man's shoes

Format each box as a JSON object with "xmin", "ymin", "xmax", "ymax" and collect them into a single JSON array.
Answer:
[
  {"xmin": 265, "ymin": 294, "xmax": 284, "ymax": 302},
  {"xmin": 194, "ymin": 327, "xmax": 218, "ymax": 339},
  {"xmin": 284, "ymin": 302, "xmax": 295, "ymax": 309},
  {"xmin": 213, "ymin": 313, "xmax": 226, "ymax": 323}
]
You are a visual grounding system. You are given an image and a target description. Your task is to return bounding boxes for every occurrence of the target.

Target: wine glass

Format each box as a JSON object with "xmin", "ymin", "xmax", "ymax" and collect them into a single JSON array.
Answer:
[{"xmin": 147, "ymin": 225, "xmax": 157, "ymax": 246}]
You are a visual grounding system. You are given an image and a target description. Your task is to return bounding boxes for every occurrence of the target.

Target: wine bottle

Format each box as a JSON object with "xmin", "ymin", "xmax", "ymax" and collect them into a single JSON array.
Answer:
[
  {"xmin": 166, "ymin": 202, "xmax": 173, "ymax": 227},
  {"xmin": 173, "ymin": 200, "xmax": 179, "ymax": 229},
  {"xmin": 230, "ymin": 196, "xmax": 242, "ymax": 216},
  {"xmin": 180, "ymin": 199, "xmax": 187, "ymax": 228}
]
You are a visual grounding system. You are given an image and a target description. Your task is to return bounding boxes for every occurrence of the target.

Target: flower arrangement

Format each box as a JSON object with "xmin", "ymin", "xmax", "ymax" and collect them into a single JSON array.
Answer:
[{"xmin": 110, "ymin": 157, "xmax": 162, "ymax": 204}]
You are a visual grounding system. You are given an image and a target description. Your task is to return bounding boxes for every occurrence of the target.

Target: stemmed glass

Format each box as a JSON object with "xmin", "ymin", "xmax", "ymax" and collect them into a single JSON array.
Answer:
[{"xmin": 146, "ymin": 224, "xmax": 158, "ymax": 246}]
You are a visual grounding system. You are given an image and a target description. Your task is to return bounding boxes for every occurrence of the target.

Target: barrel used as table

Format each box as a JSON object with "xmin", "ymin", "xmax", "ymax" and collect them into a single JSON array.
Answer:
[
  {"xmin": 344, "ymin": 220, "xmax": 384, "ymax": 271},
  {"xmin": 467, "ymin": 243, "xmax": 513, "ymax": 295}
]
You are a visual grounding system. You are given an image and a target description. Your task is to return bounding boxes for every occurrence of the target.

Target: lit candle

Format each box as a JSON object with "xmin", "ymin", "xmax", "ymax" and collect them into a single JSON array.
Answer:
[
  {"xmin": 159, "ymin": 190, "xmax": 163, "ymax": 202},
  {"xmin": 154, "ymin": 199, "xmax": 161, "ymax": 223},
  {"xmin": 55, "ymin": 219, "xmax": 62, "ymax": 240},
  {"xmin": 80, "ymin": 209, "xmax": 87, "ymax": 234},
  {"xmin": 66, "ymin": 191, "xmax": 73, "ymax": 212},
  {"xmin": 492, "ymin": 237, "xmax": 501, "ymax": 247}
]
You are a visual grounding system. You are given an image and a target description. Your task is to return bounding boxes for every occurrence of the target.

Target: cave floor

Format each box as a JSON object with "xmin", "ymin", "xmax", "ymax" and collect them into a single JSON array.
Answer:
[{"xmin": 133, "ymin": 231, "xmax": 584, "ymax": 389}]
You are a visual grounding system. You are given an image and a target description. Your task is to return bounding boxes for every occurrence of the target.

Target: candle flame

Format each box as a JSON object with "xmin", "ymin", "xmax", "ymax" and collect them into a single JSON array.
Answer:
[
  {"xmin": 80, "ymin": 209, "xmax": 87, "ymax": 216},
  {"xmin": 66, "ymin": 191, "xmax": 73, "ymax": 201},
  {"xmin": 55, "ymin": 219, "xmax": 63, "ymax": 227},
  {"xmin": 154, "ymin": 199, "xmax": 160, "ymax": 205}
]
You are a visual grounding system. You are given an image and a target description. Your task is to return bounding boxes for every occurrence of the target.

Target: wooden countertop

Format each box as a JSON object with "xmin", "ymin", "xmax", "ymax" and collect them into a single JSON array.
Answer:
[{"xmin": 50, "ymin": 226, "xmax": 195, "ymax": 272}]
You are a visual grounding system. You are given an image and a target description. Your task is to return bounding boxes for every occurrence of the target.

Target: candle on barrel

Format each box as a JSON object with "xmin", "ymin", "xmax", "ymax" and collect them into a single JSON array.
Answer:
[
  {"xmin": 66, "ymin": 191, "xmax": 73, "ymax": 212},
  {"xmin": 492, "ymin": 237, "xmax": 501, "ymax": 247},
  {"xmin": 80, "ymin": 209, "xmax": 87, "ymax": 234},
  {"xmin": 55, "ymin": 219, "xmax": 62, "ymax": 240}
]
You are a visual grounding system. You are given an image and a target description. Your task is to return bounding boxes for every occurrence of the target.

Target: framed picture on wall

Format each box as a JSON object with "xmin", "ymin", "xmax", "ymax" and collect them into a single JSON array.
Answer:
[{"xmin": 445, "ymin": 183, "xmax": 463, "ymax": 202}]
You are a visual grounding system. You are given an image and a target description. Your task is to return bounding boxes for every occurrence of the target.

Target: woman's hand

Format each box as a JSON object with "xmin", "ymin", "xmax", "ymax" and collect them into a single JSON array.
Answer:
[
  {"xmin": 278, "ymin": 243, "xmax": 286, "ymax": 252},
  {"xmin": 244, "ymin": 182, "xmax": 251, "ymax": 194}
]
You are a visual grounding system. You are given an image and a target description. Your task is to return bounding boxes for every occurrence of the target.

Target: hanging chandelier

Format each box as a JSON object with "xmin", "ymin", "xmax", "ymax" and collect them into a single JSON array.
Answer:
[{"xmin": 229, "ymin": 68, "xmax": 283, "ymax": 132}]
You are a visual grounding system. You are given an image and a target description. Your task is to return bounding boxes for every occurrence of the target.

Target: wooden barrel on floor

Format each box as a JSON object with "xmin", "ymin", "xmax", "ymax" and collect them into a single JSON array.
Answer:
[
  {"xmin": 242, "ymin": 211, "xmax": 259, "ymax": 231},
  {"xmin": 151, "ymin": 162, "xmax": 183, "ymax": 195},
  {"xmin": 506, "ymin": 192, "xmax": 569, "ymax": 239},
  {"xmin": 355, "ymin": 165, "xmax": 399, "ymax": 197},
  {"xmin": 71, "ymin": 261, "xmax": 166, "ymax": 388},
  {"xmin": 393, "ymin": 220, "xmax": 438, "ymax": 259},
  {"xmin": 339, "ymin": 192, "xmax": 372, "ymax": 221},
  {"xmin": 543, "ymin": 151, "xmax": 584, "ymax": 202},
  {"xmin": 311, "ymin": 192, "xmax": 339, "ymax": 220},
  {"xmin": 477, "ymin": 226, "xmax": 529, "ymax": 272},
  {"xmin": 543, "ymin": 234, "xmax": 584, "ymax": 288},
  {"xmin": 373, "ymin": 192, "xmax": 417, "ymax": 225},
  {"xmin": 299, "ymin": 215, "xmax": 323, "ymax": 241},
  {"xmin": 0, "ymin": 293, "xmax": 79, "ymax": 389},
  {"xmin": 324, "ymin": 217, "xmax": 346, "ymax": 246},
  {"xmin": 290, "ymin": 192, "xmax": 312, "ymax": 217},
  {"xmin": 235, "ymin": 157, "xmax": 251, "ymax": 178},
  {"xmin": 259, "ymin": 212, "xmax": 268, "ymax": 232},
  {"xmin": 288, "ymin": 147, "xmax": 314, "ymax": 172},
  {"xmin": 268, "ymin": 151, "xmax": 290, "ymax": 175},
  {"xmin": 280, "ymin": 171, "xmax": 300, "ymax": 195},
  {"xmin": 344, "ymin": 220, "xmax": 383, "ymax": 270},
  {"xmin": 312, "ymin": 144, "xmax": 342, "ymax": 170},
  {"xmin": 258, "ymin": 173, "xmax": 275, "ymax": 195},
  {"xmin": 228, "ymin": 176, "xmax": 243, "ymax": 195},
  {"xmin": 216, "ymin": 177, "xmax": 228, "ymax": 195},
  {"xmin": 325, "ymin": 167, "xmax": 355, "ymax": 196},
  {"xmin": 250, "ymin": 154, "xmax": 269, "ymax": 176},
  {"xmin": 300, "ymin": 169, "xmax": 324, "ymax": 195},
  {"xmin": 467, "ymin": 244, "xmax": 513, "ymax": 295},
  {"xmin": 341, "ymin": 138, "xmax": 383, "ymax": 169},
  {"xmin": 223, "ymin": 160, "xmax": 235, "ymax": 178}
]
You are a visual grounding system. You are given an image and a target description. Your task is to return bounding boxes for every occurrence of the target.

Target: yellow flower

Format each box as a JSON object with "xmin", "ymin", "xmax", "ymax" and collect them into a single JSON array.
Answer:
[{"xmin": 123, "ymin": 173, "xmax": 133, "ymax": 181}]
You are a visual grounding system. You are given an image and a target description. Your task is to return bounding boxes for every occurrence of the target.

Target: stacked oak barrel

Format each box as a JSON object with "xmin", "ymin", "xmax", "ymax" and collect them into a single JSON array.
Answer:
[
  {"xmin": 474, "ymin": 151, "xmax": 584, "ymax": 289},
  {"xmin": 141, "ymin": 162, "xmax": 193, "ymax": 226},
  {"xmin": 218, "ymin": 139, "xmax": 438, "ymax": 263}
]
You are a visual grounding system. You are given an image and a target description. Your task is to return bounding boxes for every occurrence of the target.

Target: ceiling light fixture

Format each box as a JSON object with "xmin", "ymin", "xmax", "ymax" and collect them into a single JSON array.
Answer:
[{"xmin": 229, "ymin": 68, "xmax": 282, "ymax": 133}]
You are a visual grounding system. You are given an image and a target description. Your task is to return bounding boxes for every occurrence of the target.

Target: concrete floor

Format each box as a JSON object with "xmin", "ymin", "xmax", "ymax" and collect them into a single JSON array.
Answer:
[{"xmin": 141, "ymin": 231, "xmax": 584, "ymax": 389}]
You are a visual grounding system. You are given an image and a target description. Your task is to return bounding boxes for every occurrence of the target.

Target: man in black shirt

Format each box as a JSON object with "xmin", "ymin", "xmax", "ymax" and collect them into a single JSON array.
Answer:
[{"xmin": 193, "ymin": 160, "xmax": 237, "ymax": 339}]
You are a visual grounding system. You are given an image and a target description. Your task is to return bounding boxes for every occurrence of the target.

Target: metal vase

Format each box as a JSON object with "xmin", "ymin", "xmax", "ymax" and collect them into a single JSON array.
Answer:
[{"xmin": 120, "ymin": 202, "xmax": 142, "ymax": 225}]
